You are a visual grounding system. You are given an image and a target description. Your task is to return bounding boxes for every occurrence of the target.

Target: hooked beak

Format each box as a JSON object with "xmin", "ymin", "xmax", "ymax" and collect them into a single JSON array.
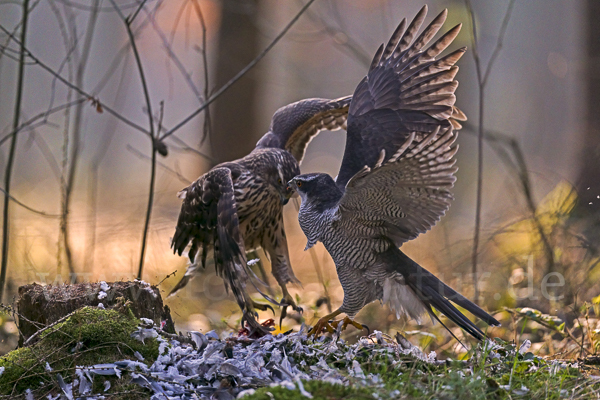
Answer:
[
  {"xmin": 286, "ymin": 179, "xmax": 297, "ymax": 193},
  {"xmin": 280, "ymin": 180, "xmax": 296, "ymax": 205},
  {"xmin": 281, "ymin": 179, "xmax": 298, "ymax": 205}
]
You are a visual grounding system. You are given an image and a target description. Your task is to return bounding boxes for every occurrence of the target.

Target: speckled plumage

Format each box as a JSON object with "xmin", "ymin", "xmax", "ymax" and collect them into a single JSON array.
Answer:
[
  {"xmin": 170, "ymin": 148, "xmax": 300, "ymax": 331},
  {"xmin": 290, "ymin": 6, "xmax": 499, "ymax": 340},
  {"xmin": 170, "ymin": 97, "xmax": 353, "ymax": 333}
]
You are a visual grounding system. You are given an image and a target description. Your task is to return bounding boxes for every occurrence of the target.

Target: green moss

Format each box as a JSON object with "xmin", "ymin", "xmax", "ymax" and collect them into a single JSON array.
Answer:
[
  {"xmin": 0, "ymin": 306, "xmax": 157, "ymax": 397},
  {"xmin": 246, "ymin": 380, "xmax": 375, "ymax": 400}
]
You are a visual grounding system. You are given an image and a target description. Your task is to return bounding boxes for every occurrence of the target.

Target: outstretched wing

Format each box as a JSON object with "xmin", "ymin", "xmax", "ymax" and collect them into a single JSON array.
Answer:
[
  {"xmin": 255, "ymin": 96, "xmax": 351, "ymax": 163},
  {"xmin": 338, "ymin": 126, "xmax": 458, "ymax": 247},
  {"xmin": 337, "ymin": 5, "xmax": 465, "ymax": 188},
  {"xmin": 170, "ymin": 167, "xmax": 252, "ymax": 313}
]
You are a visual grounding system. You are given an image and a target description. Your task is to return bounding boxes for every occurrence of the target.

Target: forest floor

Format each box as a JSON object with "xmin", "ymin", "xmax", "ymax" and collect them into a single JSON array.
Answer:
[{"xmin": 0, "ymin": 305, "xmax": 599, "ymax": 399}]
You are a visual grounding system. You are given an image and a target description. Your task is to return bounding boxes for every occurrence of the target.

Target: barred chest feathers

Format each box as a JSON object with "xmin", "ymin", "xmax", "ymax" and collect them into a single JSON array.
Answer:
[
  {"xmin": 298, "ymin": 202, "xmax": 338, "ymax": 251},
  {"xmin": 234, "ymin": 172, "xmax": 282, "ymax": 248}
]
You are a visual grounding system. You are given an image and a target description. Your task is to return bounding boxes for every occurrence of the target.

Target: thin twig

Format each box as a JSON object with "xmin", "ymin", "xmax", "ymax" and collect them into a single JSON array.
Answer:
[
  {"xmin": 0, "ymin": 0, "xmax": 29, "ymax": 303},
  {"xmin": 304, "ymin": 3, "xmax": 371, "ymax": 67},
  {"xmin": 464, "ymin": 0, "xmax": 515, "ymax": 304},
  {"xmin": 108, "ymin": 0, "xmax": 157, "ymax": 280},
  {"xmin": 160, "ymin": 0, "xmax": 317, "ymax": 141},
  {"xmin": 126, "ymin": 144, "xmax": 191, "ymax": 184},
  {"xmin": 23, "ymin": 308, "xmax": 80, "ymax": 346},
  {"xmin": 0, "ymin": 23, "xmax": 152, "ymax": 138},
  {"xmin": 0, "ymin": 98, "xmax": 87, "ymax": 148},
  {"xmin": 464, "ymin": 125, "xmax": 556, "ymax": 274},
  {"xmin": 85, "ymin": 53, "xmax": 131, "ymax": 272},
  {"xmin": 0, "ymin": 188, "xmax": 60, "ymax": 218},
  {"xmin": 190, "ymin": 0, "xmax": 213, "ymax": 145},
  {"xmin": 157, "ymin": 270, "xmax": 177, "ymax": 287},
  {"xmin": 108, "ymin": 0, "xmax": 155, "ymax": 140},
  {"xmin": 143, "ymin": 6, "xmax": 203, "ymax": 101},
  {"xmin": 62, "ymin": 0, "xmax": 101, "ymax": 281},
  {"xmin": 162, "ymin": 133, "xmax": 213, "ymax": 162},
  {"xmin": 127, "ymin": 0, "xmax": 148, "ymax": 24}
]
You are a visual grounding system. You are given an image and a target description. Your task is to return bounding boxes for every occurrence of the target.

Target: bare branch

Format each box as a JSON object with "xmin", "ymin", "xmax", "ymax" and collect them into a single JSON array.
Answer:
[
  {"xmin": 127, "ymin": 0, "xmax": 148, "ymax": 24},
  {"xmin": 108, "ymin": 0, "xmax": 155, "ymax": 139},
  {"xmin": 0, "ymin": 187, "xmax": 60, "ymax": 218},
  {"xmin": 0, "ymin": 0, "xmax": 30, "ymax": 303},
  {"xmin": 0, "ymin": 98, "xmax": 87, "ymax": 148},
  {"xmin": 126, "ymin": 144, "xmax": 191, "ymax": 185},
  {"xmin": 463, "ymin": 125, "xmax": 556, "ymax": 275},
  {"xmin": 108, "ymin": 0, "xmax": 157, "ymax": 280},
  {"xmin": 60, "ymin": 0, "xmax": 101, "ymax": 277},
  {"xmin": 164, "ymin": 133, "xmax": 213, "ymax": 163},
  {"xmin": 0, "ymin": 23, "xmax": 152, "ymax": 138},
  {"xmin": 464, "ymin": 0, "xmax": 515, "ymax": 303},
  {"xmin": 304, "ymin": 3, "xmax": 371, "ymax": 67},
  {"xmin": 160, "ymin": 0, "xmax": 318, "ymax": 141},
  {"xmin": 143, "ymin": 5, "xmax": 203, "ymax": 101},
  {"xmin": 482, "ymin": 1, "xmax": 516, "ymax": 86},
  {"xmin": 190, "ymin": 0, "xmax": 213, "ymax": 144}
]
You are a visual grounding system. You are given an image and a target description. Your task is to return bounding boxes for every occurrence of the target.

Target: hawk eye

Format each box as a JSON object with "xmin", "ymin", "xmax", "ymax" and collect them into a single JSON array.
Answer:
[
  {"xmin": 296, "ymin": 181, "xmax": 303, "ymax": 187},
  {"xmin": 278, "ymin": 178, "xmax": 282, "ymax": 185}
]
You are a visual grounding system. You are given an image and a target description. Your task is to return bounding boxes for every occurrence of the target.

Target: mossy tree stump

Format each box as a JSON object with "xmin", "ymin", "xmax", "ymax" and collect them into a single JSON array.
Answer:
[
  {"xmin": 16, "ymin": 281, "xmax": 175, "ymax": 346},
  {"xmin": 0, "ymin": 306, "xmax": 159, "ymax": 397}
]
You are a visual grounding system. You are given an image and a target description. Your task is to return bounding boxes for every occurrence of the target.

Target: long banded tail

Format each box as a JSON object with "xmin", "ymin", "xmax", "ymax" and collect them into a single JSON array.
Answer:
[{"xmin": 393, "ymin": 248, "xmax": 500, "ymax": 341}]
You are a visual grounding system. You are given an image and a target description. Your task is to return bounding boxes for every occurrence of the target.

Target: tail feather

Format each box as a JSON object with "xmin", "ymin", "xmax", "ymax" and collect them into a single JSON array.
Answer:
[
  {"xmin": 416, "ymin": 284, "xmax": 486, "ymax": 341},
  {"xmin": 168, "ymin": 275, "xmax": 191, "ymax": 298},
  {"xmin": 428, "ymin": 277, "xmax": 501, "ymax": 327},
  {"xmin": 391, "ymin": 248, "xmax": 499, "ymax": 341}
]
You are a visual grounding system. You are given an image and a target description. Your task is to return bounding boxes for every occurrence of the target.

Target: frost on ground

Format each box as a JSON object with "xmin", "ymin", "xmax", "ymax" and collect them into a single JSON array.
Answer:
[{"xmin": 45, "ymin": 320, "xmax": 436, "ymax": 400}]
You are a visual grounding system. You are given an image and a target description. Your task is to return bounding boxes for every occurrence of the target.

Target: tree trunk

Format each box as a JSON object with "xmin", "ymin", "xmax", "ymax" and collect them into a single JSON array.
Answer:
[
  {"xmin": 575, "ymin": 0, "xmax": 600, "ymax": 245},
  {"xmin": 211, "ymin": 0, "xmax": 261, "ymax": 164}
]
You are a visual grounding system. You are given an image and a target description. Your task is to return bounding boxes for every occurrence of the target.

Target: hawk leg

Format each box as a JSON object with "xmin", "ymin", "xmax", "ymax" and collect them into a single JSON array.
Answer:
[
  {"xmin": 251, "ymin": 300, "xmax": 274, "ymax": 314},
  {"xmin": 279, "ymin": 284, "xmax": 303, "ymax": 327},
  {"xmin": 331, "ymin": 316, "xmax": 368, "ymax": 333},
  {"xmin": 308, "ymin": 309, "xmax": 369, "ymax": 337}
]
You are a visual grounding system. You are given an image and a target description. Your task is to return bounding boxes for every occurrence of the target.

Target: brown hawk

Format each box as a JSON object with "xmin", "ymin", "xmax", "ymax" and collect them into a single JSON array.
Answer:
[{"xmin": 170, "ymin": 95, "xmax": 351, "ymax": 333}]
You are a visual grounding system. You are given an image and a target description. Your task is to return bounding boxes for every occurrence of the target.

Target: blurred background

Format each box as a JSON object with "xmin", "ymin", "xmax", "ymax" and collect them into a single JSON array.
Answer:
[{"xmin": 1, "ymin": 0, "xmax": 599, "ymax": 357}]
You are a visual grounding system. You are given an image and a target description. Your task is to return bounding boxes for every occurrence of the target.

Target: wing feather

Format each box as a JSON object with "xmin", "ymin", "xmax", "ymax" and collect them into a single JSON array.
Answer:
[
  {"xmin": 255, "ymin": 96, "xmax": 351, "ymax": 163},
  {"xmin": 338, "ymin": 126, "xmax": 458, "ymax": 247},
  {"xmin": 169, "ymin": 168, "xmax": 252, "ymax": 313},
  {"xmin": 338, "ymin": 7, "xmax": 465, "ymax": 188}
]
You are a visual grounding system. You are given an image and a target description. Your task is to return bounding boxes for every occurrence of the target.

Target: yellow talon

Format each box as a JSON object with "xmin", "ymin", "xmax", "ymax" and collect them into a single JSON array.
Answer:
[{"xmin": 307, "ymin": 309, "xmax": 368, "ymax": 338}]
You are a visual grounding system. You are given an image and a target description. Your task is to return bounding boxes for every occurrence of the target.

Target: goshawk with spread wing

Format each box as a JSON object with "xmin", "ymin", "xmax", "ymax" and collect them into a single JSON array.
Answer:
[{"xmin": 288, "ymin": 6, "xmax": 500, "ymax": 340}]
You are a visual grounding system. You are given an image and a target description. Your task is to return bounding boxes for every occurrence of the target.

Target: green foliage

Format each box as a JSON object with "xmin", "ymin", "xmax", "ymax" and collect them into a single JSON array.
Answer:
[
  {"xmin": 506, "ymin": 307, "xmax": 566, "ymax": 335},
  {"xmin": 243, "ymin": 337, "xmax": 599, "ymax": 400},
  {"xmin": 0, "ymin": 306, "xmax": 157, "ymax": 397},
  {"xmin": 247, "ymin": 380, "xmax": 374, "ymax": 400}
]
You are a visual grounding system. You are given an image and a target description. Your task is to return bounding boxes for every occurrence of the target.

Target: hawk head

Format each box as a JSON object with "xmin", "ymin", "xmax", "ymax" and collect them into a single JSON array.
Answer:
[
  {"xmin": 287, "ymin": 173, "xmax": 343, "ymax": 212},
  {"xmin": 254, "ymin": 148, "xmax": 300, "ymax": 205}
]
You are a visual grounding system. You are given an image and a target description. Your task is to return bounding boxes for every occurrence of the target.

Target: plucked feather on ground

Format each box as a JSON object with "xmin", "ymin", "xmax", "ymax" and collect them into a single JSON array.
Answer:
[{"xmin": 288, "ymin": 6, "xmax": 500, "ymax": 341}]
